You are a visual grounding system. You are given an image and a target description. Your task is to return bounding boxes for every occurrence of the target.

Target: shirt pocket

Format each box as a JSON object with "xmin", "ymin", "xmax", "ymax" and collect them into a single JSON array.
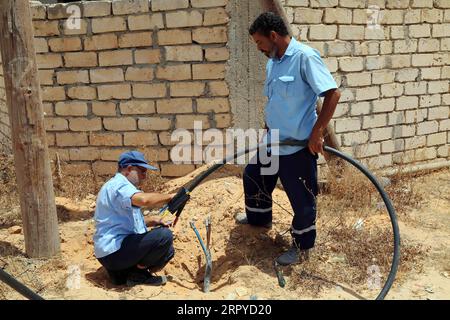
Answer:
[
  {"xmin": 119, "ymin": 197, "xmax": 132, "ymax": 211},
  {"xmin": 277, "ymin": 75, "xmax": 295, "ymax": 98}
]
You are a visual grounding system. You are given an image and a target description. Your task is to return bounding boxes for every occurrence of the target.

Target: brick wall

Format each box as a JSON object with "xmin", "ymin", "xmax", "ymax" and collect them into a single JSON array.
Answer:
[
  {"xmin": 0, "ymin": 0, "xmax": 448, "ymax": 177},
  {"xmin": 30, "ymin": 0, "xmax": 230, "ymax": 177},
  {"xmin": 281, "ymin": 0, "xmax": 449, "ymax": 169}
]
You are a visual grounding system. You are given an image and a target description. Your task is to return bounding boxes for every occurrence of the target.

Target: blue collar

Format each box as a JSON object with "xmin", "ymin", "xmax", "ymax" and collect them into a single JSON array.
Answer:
[
  {"xmin": 284, "ymin": 37, "xmax": 299, "ymax": 57},
  {"xmin": 274, "ymin": 37, "xmax": 300, "ymax": 62},
  {"xmin": 115, "ymin": 172, "xmax": 132, "ymax": 185}
]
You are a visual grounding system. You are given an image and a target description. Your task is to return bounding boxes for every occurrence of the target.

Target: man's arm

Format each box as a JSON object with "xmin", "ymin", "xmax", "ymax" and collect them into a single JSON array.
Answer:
[
  {"xmin": 131, "ymin": 192, "xmax": 173, "ymax": 209},
  {"xmin": 308, "ymin": 88, "xmax": 341, "ymax": 155}
]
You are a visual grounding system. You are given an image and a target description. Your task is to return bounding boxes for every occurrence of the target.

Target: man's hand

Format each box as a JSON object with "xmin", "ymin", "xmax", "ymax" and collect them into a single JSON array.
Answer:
[
  {"xmin": 145, "ymin": 215, "xmax": 172, "ymax": 228},
  {"xmin": 308, "ymin": 127, "xmax": 324, "ymax": 156},
  {"xmin": 308, "ymin": 88, "xmax": 341, "ymax": 156}
]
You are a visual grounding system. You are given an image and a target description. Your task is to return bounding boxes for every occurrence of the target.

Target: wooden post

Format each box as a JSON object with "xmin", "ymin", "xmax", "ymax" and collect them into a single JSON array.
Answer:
[
  {"xmin": 260, "ymin": 0, "xmax": 294, "ymax": 36},
  {"xmin": 259, "ymin": 0, "xmax": 343, "ymax": 163},
  {"xmin": 0, "ymin": 0, "xmax": 60, "ymax": 257}
]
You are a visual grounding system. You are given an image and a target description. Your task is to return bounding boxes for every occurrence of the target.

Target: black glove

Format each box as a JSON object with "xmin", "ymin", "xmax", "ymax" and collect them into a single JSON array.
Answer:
[{"xmin": 167, "ymin": 187, "xmax": 190, "ymax": 214}]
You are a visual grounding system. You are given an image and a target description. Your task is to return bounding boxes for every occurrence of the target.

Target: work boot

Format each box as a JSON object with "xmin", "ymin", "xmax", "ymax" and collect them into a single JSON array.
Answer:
[
  {"xmin": 107, "ymin": 270, "xmax": 128, "ymax": 286},
  {"xmin": 276, "ymin": 244, "xmax": 310, "ymax": 266},
  {"xmin": 234, "ymin": 212, "xmax": 272, "ymax": 229},
  {"xmin": 126, "ymin": 268, "xmax": 167, "ymax": 287}
]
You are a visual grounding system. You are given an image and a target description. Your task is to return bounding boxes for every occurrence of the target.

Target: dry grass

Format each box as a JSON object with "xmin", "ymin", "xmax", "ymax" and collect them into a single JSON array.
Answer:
[
  {"xmin": 216, "ymin": 157, "xmax": 427, "ymax": 298},
  {"xmin": 288, "ymin": 229, "xmax": 424, "ymax": 299},
  {"xmin": 321, "ymin": 156, "xmax": 424, "ymax": 215},
  {"xmin": 0, "ymin": 152, "xmax": 21, "ymax": 227},
  {"xmin": 287, "ymin": 225, "xmax": 425, "ymax": 299},
  {"xmin": 385, "ymin": 171, "xmax": 425, "ymax": 216},
  {"xmin": 323, "ymin": 163, "xmax": 376, "ymax": 211},
  {"xmin": 0, "ymin": 250, "xmax": 68, "ymax": 299},
  {"xmin": 0, "ymin": 146, "xmax": 432, "ymax": 299},
  {"xmin": 0, "ymin": 152, "xmax": 102, "ymax": 226},
  {"xmin": 283, "ymin": 160, "xmax": 426, "ymax": 298}
]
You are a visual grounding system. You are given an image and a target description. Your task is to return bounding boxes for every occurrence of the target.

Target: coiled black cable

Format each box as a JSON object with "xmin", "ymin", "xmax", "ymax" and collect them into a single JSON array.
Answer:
[
  {"xmin": 0, "ymin": 140, "xmax": 400, "ymax": 300},
  {"xmin": 179, "ymin": 139, "xmax": 400, "ymax": 300}
]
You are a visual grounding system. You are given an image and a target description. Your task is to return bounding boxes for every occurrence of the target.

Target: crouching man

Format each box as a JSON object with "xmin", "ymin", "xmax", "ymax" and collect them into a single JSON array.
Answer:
[{"xmin": 93, "ymin": 151, "xmax": 175, "ymax": 287}]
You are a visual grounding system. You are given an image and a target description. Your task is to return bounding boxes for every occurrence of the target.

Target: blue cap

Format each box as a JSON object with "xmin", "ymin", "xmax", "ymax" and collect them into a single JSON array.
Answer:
[{"xmin": 118, "ymin": 151, "xmax": 158, "ymax": 171}]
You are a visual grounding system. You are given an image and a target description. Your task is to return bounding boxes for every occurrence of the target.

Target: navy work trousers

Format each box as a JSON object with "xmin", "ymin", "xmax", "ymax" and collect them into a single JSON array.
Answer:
[
  {"xmin": 98, "ymin": 226, "xmax": 174, "ymax": 273},
  {"xmin": 243, "ymin": 147, "xmax": 319, "ymax": 250}
]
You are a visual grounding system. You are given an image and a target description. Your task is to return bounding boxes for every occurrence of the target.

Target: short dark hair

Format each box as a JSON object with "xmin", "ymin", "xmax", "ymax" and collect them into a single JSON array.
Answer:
[{"xmin": 249, "ymin": 12, "xmax": 289, "ymax": 37}]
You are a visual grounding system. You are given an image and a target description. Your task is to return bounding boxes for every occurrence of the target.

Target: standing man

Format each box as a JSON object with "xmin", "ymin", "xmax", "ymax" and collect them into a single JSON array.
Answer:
[
  {"xmin": 94, "ymin": 151, "xmax": 175, "ymax": 286},
  {"xmin": 235, "ymin": 12, "xmax": 341, "ymax": 266}
]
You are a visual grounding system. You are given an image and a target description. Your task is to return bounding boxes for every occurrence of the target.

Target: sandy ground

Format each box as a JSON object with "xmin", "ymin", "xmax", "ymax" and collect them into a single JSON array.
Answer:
[{"xmin": 0, "ymin": 165, "xmax": 449, "ymax": 300}]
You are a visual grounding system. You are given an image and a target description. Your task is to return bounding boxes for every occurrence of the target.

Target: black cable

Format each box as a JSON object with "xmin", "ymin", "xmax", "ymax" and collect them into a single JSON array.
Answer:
[
  {"xmin": 0, "ymin": 268, "xmax": 44, "ymax": 300},
  {"xmin": 0, "ymin": 140, "xmax": 401, "ymax": 300},
  {"xmin": 176, "ymin": 139, "xmax": 400, "ymax": 300}
]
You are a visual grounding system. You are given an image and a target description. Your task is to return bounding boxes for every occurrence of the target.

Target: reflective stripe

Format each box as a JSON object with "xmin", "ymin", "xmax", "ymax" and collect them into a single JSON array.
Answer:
[
  {"xmin": 245, "ymin": 205, "xmax": 272, "ymax": 213},
  {"xmin": 291, "ymin": 225, "xmax": 316, "ymax": 235}
]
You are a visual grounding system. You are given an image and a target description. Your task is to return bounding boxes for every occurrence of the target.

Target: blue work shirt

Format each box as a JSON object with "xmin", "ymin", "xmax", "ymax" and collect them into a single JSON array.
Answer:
[
  {"xmin": 264, "ymin": 38, "xmax": 337, "ymax": 155},
  {"xmin": 93, "ymin": 173, "xmax": 147, "ymax": 259}
]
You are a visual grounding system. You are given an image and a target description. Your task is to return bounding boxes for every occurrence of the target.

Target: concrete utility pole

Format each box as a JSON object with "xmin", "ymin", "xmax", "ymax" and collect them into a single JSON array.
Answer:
[
  {"xmin": 0, "ymin": 0, "xmax": 60, "ymax": 257},
  {"xmin": 260, "ymin": 0, "xmax": 343, "ymax": 160}
]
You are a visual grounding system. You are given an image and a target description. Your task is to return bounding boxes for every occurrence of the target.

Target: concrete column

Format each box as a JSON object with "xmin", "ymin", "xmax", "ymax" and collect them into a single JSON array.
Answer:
[{"xmin": 226, "ymin": 0, "xmax": 266, "ymax": 130}]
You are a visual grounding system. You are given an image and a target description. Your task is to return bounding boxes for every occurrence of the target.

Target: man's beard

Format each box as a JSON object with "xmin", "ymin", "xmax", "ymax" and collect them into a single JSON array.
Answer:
[{"xmin": 264, "ymin": 43, "xmax": 278, "ymax": 59}]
